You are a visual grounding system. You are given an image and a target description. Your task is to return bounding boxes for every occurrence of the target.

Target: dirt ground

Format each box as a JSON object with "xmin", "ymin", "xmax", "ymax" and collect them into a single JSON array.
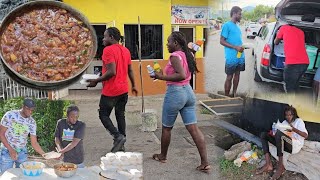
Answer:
[{"xmin": 50, "ymin": 89, "xmax": 308, "ymax": 180}]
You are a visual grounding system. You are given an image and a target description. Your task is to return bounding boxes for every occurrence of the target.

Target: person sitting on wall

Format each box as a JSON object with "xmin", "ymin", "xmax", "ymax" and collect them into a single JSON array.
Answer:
[{"xmin": 256, "ymin": 106, "xmax": 308, "ymax": 180}]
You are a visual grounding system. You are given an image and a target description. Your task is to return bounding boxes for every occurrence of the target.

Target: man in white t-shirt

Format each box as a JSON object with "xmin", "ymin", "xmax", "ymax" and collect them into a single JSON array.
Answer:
[
  {"xmin": 0, "ymin": 98, "xmax": 46, "ymax": 172},
  {"xmin": 256, "ymin": 106, "xmax": 308, "ymax": 180}
]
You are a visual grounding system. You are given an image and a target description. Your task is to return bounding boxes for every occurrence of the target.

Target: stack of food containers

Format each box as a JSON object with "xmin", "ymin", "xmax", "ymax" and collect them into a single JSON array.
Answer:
[{"xmin": 100, "ymin": 152, "xmax": 143, "ymax": 179}]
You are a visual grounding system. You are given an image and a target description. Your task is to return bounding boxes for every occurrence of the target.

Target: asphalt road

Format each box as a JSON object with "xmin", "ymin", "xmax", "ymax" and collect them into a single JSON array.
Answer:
[{"xmin": 205, "ymin": 27, "xmax": 289, "ymax": 98}]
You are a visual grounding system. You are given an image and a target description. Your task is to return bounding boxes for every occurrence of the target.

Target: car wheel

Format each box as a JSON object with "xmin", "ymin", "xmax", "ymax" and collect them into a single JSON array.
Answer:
[
  {"xmin": 254, "ymin": 60, "xmax": 262, "ymax": 82},
  {"xmin": 252, "ymin": 49, "xmax": 254, "ymax": 56},
  {"xmin": 247, "ymin": 36, "xmax": 250, "ymax": 39}
]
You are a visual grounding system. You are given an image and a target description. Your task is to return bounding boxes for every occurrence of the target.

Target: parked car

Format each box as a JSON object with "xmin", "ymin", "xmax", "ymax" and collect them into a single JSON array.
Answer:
[
  {"xmin": 246, "ymin": 23, "xmax": 262, "ymax": 39},
  {"xmin": 252, "ymin": 0, "xmax": 320, "ymax": 89}
]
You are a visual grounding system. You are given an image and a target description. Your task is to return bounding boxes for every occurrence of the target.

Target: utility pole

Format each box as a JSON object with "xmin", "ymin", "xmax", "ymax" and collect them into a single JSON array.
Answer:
[{"xmin": 221, "ymin": 0, "xmax": 224, "ymax": 19}]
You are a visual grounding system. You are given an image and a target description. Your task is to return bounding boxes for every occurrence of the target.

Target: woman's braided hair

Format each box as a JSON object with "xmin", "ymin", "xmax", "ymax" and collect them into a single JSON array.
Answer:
[{"xmin": 171, "ymin": 31, "xmax": 199, "ymax": 74}]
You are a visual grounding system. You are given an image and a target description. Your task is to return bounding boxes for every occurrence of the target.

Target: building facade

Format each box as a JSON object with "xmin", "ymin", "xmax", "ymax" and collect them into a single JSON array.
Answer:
[{"xmin": 63, "ymin": 0, "xmax": 209, "ymax": 95}]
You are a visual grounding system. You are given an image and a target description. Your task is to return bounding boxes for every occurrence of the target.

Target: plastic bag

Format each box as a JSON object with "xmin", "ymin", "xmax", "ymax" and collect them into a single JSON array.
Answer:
[{"xmin": 233, "ymin": 151, "xmax": 253, "ymax": 167}]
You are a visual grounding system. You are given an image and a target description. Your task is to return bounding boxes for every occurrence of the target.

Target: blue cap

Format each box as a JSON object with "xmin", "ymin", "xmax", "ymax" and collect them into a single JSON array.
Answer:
[{"xmin": 23, "ymin": 98, "xmax": 36, "ymax": 108}]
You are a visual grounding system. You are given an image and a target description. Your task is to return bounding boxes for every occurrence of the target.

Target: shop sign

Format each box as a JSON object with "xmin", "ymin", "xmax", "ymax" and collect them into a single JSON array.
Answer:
[{"xmin": 171, "ymin": 5, "xmax": 209, "ymax": 25}]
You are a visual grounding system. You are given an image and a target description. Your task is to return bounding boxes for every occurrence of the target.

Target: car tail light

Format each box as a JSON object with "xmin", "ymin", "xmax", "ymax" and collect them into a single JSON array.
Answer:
[
  {"xmin": 247, "ymin": 29, "xmax": 251, "ymax": 32},
  {"xmin": 261, "ymin": 44, "xmax": 271, "ymax": 66}
]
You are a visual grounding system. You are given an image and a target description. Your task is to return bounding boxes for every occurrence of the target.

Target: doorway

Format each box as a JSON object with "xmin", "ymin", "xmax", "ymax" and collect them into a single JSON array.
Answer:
[
  {"xmin": 179, "ymin": 27, "xmax": 195, "ymax": 43},
  {"xmin": 179, "ymin": 27, "xmax": 196, "ymax": 90}
]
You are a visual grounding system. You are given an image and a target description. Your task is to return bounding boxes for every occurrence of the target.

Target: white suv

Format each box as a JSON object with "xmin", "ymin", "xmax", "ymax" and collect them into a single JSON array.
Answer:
[
  {"xmin": 246, "ymin": 23, "xmax": 262, "ymax": 39},
  {"xmin": 252, "ymin": 0, "xmax": 320, "ymax": 88}
]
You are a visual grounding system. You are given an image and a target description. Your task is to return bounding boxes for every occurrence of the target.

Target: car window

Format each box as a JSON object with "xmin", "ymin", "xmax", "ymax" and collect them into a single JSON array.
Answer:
[
  {"xmin": 249, "ymin": 24, "xmax": 259, "ymax": 28},
  {"xmin": 258, "ymin": 26, "xmax": 266, "ymax": 38},
  {"xmin": 262, "ymin": 26, "xmax": 269, "ymax": 40}
]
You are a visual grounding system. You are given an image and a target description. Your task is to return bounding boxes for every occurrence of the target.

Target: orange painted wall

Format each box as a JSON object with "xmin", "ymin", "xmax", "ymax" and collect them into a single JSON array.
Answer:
[{"xmin": 128, "ymin": 58, "xmax": 205, "ymax": 96}]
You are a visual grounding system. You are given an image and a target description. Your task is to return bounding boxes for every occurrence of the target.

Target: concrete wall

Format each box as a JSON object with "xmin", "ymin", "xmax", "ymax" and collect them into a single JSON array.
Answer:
[{"xmin": 239, "ymin": 98, "xmax": 320, "ymax": 141}]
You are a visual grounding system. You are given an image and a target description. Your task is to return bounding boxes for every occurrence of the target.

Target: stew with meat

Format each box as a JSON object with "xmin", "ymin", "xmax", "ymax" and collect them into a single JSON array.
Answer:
[{"xmin": 0, "ymin": 7, "xmax": 93, "ymax": 82}]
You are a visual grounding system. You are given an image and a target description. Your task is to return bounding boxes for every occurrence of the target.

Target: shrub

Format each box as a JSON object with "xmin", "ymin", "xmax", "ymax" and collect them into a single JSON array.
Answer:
[{"xmin": 0, "ymin": 97, "xmax": 73, "ymax": 155}]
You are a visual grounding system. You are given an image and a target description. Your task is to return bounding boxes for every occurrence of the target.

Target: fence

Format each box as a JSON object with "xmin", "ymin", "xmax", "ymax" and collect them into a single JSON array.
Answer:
[
  {"xmin": 0, "ymin": 71, "xmax": 48, "ymax": 100},
  {"xmin": 0, "ymin": 56, "xmax": 48, "ymax": 100}
]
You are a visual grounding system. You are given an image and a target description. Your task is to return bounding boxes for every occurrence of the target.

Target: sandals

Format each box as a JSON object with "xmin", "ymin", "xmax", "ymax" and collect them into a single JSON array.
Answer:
[
  {"xmin": 196, "ymin": 164, "xmax": 211, "ymax": 174},
  {"xmin": 152, "ymin": 154, "xmax": 167, "ymax": 163}
]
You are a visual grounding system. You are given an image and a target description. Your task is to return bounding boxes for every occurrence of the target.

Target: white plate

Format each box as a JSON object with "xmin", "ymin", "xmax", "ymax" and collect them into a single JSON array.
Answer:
[
  {"xmin": 82, "ymin": 74, "xmax": 99, "ymax": 80},
  {"xmin": 43, "ymin": 151, "xmax": 61, "ymax": 159},
  {"xmin": 80, "ymin": 79, "xmax": 89, "ymax": 85}
]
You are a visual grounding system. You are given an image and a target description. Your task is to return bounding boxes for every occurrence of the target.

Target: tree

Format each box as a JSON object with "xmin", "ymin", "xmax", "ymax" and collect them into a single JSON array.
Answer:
[{"xmin": 242, "ymin": 5, "xmax": 274, "ymax": 22}]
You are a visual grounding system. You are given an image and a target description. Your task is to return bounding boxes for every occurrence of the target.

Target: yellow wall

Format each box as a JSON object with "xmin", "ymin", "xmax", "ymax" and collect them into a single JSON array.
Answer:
[
  {"xmin": 63, "ymin": 0, "xmax": 172, "ymax": 59},
  {"xmin": 64, "ymin": 0, "xmax": 208, "ymax": 59},
  {"xmin": 172, "ymin": 0, "xmax": 208, "ymax": 6},
  {"xmin": 63, "ymin": 0, "xmax": 207, "ymax": 95}
]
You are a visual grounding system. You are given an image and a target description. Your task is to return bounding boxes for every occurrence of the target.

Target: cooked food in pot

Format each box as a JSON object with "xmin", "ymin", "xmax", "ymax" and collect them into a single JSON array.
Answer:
[
  {"xmin": 56, "ymin": 164, "xmax": 76, "ymax": 171},
  {"xmin": 0, "ymin": 7, "xmax": 93, "ymax": 82},
  {"xmin": 23, "ymin": 164, "xmax": 42, "ymax": 170}
]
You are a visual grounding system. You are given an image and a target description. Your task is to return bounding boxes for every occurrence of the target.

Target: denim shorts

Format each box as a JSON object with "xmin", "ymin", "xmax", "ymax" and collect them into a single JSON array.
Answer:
[
  {"xmin": 1, "ymin": 145, "xmax": 28, "ymax": 172},
  {"xmin": 162, "ymin": 84, "xmax": 197, "ymax": 127}
]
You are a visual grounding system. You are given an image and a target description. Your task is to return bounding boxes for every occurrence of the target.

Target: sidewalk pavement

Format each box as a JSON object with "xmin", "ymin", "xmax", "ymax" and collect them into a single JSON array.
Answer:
[{"xmin": 63, "ymin": 90, "xmax": 228, "ymax": 180}]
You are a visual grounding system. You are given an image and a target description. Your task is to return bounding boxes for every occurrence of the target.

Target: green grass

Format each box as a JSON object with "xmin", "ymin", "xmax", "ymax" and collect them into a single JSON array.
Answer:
[
  {"xmin": 200, "ymin": 107, "xmax": 212, "ymax": 114},
  {"xmin": 219, "ymin": 157, "xmax": 256, "ymax": 180}
]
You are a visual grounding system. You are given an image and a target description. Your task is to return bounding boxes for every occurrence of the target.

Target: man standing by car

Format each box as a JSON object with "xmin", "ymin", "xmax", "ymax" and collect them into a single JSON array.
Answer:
[
  {"xmin": 220, "ymin": 6, "xmax": 245, "ymax": 97},
  {"xmin": 87, "ymin": 27, "xmax": 138, "ymax": 153},
  {"xmin": 274, "ymin": 24, "xmax": 309, "ymax": 94}
]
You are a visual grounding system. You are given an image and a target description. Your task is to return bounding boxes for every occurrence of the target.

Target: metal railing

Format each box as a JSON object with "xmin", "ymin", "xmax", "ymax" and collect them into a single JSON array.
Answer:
[{"xmin": 0, "ymin": 72, "xmax": 48, "ymax": 100}]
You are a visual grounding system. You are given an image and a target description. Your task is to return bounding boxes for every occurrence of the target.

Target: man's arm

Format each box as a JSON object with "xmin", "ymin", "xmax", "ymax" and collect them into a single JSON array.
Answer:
[
  {"xmin": 55, "ymin": 137, "xmax": 63, "ymax": 151},
  {"xmin": 0, "ymin": 125, "xmax": 17, "ymax": 160},
  {"xmin": 30, "ymin": 135, "xmax": 45, "ymax": 156},
  {"xmin": 87, "ymin": 62, "xmax": 116, "ymax": 87},
  {"xmin": 274, "ymin": 26, "xmax": 284, "ymax": 45},
  {"xmin": 128, "ymin": 64, "xmax": 138, "ymax": 96},
  {"xmin": 220, "ymin": 36, "xmax": 244, "ymax": 52},
  {"xmin": 274, "ymin": 37, "xmax": 281, "ymax": 45},
  {"xmin": 59, "ymin": 138, "xmax": 81, "ymax": 154}
]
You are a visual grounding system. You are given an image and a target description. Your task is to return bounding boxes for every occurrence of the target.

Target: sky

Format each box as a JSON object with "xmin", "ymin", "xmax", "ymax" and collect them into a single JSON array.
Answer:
[{"xmin": 212, "ymin": 0, "xmax": 281, "ymax": 10}]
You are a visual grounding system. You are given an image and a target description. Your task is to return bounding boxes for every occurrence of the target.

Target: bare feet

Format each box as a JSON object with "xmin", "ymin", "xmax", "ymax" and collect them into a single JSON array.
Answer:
[
  {"xmin": 256, "ymin": 164, "xmax": 273, "ymax": 175},
  {"xmin": 271, "ymin": 165, "xmax": 285, "ymax": 180}
]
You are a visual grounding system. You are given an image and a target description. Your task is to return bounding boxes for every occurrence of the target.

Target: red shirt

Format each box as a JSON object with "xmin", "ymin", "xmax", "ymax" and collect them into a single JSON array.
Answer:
[
  {"xmin": 101, "ymin": 44, "xmax": 131, "ymax": 97},
  {"xmin": 277, "ymin": 25, "xmax": 309, "ymax": 65}
]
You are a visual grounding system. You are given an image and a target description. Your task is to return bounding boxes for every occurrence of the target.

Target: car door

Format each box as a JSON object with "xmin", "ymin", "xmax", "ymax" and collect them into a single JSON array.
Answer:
[
  {"xmin": 275, "ymin": 0, "xmax": 320, "ymax": 29},
  {"xmin": 254, "ymin": 26, "xmax": 267, "ymax": 61}
]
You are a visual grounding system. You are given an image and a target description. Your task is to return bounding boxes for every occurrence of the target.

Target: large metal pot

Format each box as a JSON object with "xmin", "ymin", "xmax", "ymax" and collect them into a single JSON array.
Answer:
[{"xmin": 0, "ymin": 0, "xmax": 97, "ymax": 90}]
